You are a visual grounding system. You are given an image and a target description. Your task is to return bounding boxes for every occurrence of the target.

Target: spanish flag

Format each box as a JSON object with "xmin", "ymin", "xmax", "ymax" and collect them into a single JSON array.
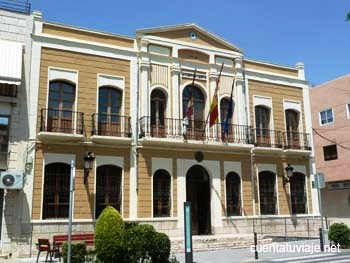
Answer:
[{"xmin": 209, "ymin": 93, "xmax": 218, "ymax": 127}]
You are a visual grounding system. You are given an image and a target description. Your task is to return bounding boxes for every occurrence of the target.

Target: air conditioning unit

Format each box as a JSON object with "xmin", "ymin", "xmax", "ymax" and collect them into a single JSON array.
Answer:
[{"xmin": 0, "ymin": 171, "xmax": 24, "ymax": 189}]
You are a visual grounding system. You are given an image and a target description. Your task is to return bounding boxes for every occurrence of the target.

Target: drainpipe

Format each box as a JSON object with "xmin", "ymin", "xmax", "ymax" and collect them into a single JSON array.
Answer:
[
  {"xmin": 250, "ymin": 147, "xmax": 256, "ymax": 216},
  {"xmin": 135, "ymin": 51, "xmax": 141, "ymax": 193}
]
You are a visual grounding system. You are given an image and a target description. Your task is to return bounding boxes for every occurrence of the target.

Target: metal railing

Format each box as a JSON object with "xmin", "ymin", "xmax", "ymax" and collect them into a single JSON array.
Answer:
[
  {"xmin": 139, "ymin": 116, "xmax": 253, "ymax": 144},
  {"xmin": 40, "ymin": 108, "xmax": 84, "ymax": 135},
  {"xmin": 0, "ymin": 0, "xmax": 31, "ymax": 14},
  {"xmin": 91, "ymin": 113, "xmax": 131, "ymax": 138},
  {"xmin": 283, "ymin": 131, "xmax": 312, "ymax": 150},
  {"xmin": 252, "ymin": 128, "xmax": 283, "ymax": 148}
]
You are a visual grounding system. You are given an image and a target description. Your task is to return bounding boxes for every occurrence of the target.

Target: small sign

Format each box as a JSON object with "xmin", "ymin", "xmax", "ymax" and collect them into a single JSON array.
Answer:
[
  {"xmin": 184, "ymin": 202, "xmax": 193, "ymax": 263},
  {"xmin": 315, "ymin": 172, "xmax": 326, "ymax": 189}
]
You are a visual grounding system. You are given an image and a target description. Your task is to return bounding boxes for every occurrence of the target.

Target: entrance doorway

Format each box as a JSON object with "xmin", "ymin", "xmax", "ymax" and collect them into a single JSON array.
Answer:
[{"xmin": 186, "ymin": 165, "xmax": 211, "ymax": 235}]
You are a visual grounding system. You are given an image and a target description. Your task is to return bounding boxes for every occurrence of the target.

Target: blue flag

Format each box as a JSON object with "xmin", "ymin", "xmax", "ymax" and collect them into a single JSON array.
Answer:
[{"xmin": 223, "ymin": 80, "xmax": 235, "ymax": 135}]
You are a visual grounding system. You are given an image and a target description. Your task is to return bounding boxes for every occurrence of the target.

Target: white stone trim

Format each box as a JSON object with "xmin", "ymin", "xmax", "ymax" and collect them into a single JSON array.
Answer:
[
  {"xmin": 49, "ymin": 67, "xmax": 78, "ymax": 84},
  {"xmin": 97, "ymin": 74, "xmax": 125, "ymax": 90},
  {"xmin": 151, "ymin": 158, "xmax": 173, "ymax": 218},
  {"xmin": 176, "ymin": 159, "xmax": 222, "ymax": 230},
  {"xmin": 223, "ymin": 161, "xmax": 244, "ymax": 216},
  {"xmin": 148, "ymin": 44, "xmax": 171, "ymax": 56},
  {"xmin": 95, "ymin": 155, "xmax": 124, "ymax": 168},
  {"xmin": 253, "ymin": 95, "xmax": 273, "ymax": 109}
]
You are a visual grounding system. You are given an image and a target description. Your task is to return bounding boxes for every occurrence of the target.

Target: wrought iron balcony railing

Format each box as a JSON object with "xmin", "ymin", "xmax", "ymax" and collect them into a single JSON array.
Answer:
[
  {"xmin": 252, "ymin": 128, "xmax": 283, "ymax": 148},
  {"xmin": 92, "ymin": 113, "xmax": 131, "ymax": 138},
  {"xmin": 139, "ymin": 116, "xmax": 253, "ymax": 144},
  {"xmin": 40, "ymin": 108, "xmax": 84, "ymax": 134},
  {"xmin": 283, "ymin": 131, "xmax": 312, "ymax": 151}
]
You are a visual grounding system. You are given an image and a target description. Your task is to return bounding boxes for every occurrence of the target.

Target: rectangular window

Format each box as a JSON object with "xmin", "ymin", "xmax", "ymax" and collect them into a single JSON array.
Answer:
[
  {"xmin": 0, "ymin": 117, "xmax": 9, "ymax": 170},
  {"xmin": 347, "ymin": 104, "xmax": 350, "ymax": 119},
  {"xmin": 323, "ymin": 145, "xmax": 338, "ymax": 161},
  {"xmin": 319, "ymin": 109, "xmax": 334, "ymax": 125}
]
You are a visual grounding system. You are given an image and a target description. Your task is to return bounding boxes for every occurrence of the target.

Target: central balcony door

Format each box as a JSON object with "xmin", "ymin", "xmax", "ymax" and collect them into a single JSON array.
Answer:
[
  {"xmin": 150, "ymin": 89, "xmax": 166, "ymax": 137},
  {"xmin": 255, "ymin": 106, "xmax": 271, "ymax": 146},
  {"xmin": 47, "ymin": 81, "xmax": 75, "ymax": 133},
  {"xmin": 183, "ymin": 85, "xmax": 205, "ymax": 140},
  {"xmin": 285, "ymin": 110, "xmax": 300, "ymax": 149},
  {"xmin": 98, "ymin": 86, "xmax": 122, "ymax": 136}
]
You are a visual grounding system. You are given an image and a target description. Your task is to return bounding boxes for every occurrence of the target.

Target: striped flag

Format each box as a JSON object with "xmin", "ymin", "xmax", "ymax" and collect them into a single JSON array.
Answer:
[
  {"xmin": 209, "ymin": 93, "xmax": 218, "ymax": 127},
  {"xmin": 208, "ymin": 63, "xmax": 224, "ymax": 127}
]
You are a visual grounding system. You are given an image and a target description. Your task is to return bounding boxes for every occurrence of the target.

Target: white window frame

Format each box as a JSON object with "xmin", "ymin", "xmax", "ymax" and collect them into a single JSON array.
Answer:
[
  {"xmin": 319, "ymin": 108, "xmax": 334, "ymax": 126},
  {"xmin": 346, "ymin": 103, "xmax": 350, "ymax": 119}
]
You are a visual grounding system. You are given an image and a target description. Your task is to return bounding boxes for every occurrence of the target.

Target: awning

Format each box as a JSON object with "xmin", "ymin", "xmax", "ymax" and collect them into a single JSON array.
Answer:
[{"xmin": 0, "ymin": 40, "xmax": 23, "ymax": 85}]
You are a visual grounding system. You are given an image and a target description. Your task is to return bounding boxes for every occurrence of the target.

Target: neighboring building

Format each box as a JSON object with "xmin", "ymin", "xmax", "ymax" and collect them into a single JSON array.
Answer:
[
  {"xmin": 0, "ymin": 1, "xmax": 34, "ymax": 257},
  {"xmin": 0, "ymin": 7, "xmax": 321, "ymax": 258},
  {"xmin": 310, "ymin": 75, "xmax": 350, "ymax": 224}
]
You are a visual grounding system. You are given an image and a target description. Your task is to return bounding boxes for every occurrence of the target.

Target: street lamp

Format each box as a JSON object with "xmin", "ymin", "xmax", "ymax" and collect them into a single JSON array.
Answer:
[
  {"xmin": 283, "ymin": 164, "xmax": 294, "ymax": 185},
  {"xmin": 83, "ymin": 152, "xmax": 95, "ymax": 184}
]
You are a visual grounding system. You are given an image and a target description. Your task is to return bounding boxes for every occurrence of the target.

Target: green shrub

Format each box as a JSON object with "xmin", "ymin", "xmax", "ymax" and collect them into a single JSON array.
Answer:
[
  {"xmin": 125, "ymin": 224, "xmax": 156, "ymax": 263},
  {"xmin": 149, "ymin": 232, "xmax": 171, "ymax": 263},
  {"xmin": 62, "ymin": 242, "xmax": 87, "ymax": 263},
  {"xmin": 95, "ymin": 206, "xmax": 125, "ymax": 263},
  {"xmin": 124, "ymin": 221, "xmax": 139, "ymax": 231},
  {"xmin": 328, "ymin": 223, "xmax": 350, "ymax": 248}
]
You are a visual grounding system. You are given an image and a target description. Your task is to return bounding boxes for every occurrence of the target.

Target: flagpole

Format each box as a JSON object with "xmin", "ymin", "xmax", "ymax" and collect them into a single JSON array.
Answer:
[{"xmin": 201, "ymin": 63, "xmax": 224, "ymax": 138}]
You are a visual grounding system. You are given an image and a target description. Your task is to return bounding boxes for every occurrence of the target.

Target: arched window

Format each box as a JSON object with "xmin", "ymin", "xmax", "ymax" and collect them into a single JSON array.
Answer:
[
  {"xmin": 183, "ymin": 85, "xmax": 205, "ymax": 122},
  {"xmin": 153, "ymin": 169, "xmax": 171, "ymax": 217},
  {"xmin": 220, "ymin": 97, "xmax": 232, "ymax": 123},
  {"xmin": 226, "ymin": 172, "xmax": 241, "ymax": 216},
  {"xmin": 285, "ymin": 110, "xmax": 300, "ymax": 149},
  {"xmin": 290, "ymin": 173, "xmax": 307, "ymax": 214},
  {"xmin": 42, "ymin": 163, "xmax": 71, "ymax": 219},
  {"xmin": 255, "ymin": 106, "xmax": 271, "ymax": 146},
  {"xmin": 95, "ymin": 165, "xmax": 122, "ymax": 219},
  {"xmin": 47, "ymin": 81, "xmax": 75, "ymax": 133},
  {"xmin": 259, "ymin": 171, "xmax": 277, "ymax": 215},
  {"xmin": 97, "ymin": 87, "xmax": 123, "ymax": 136},
  {"xmin": 150, "ymin": 89, "xmax": 167, "ymax": 137},
  {"xmin": 182, "ymin": 85, "xmax": 205, "ymax": 139}
]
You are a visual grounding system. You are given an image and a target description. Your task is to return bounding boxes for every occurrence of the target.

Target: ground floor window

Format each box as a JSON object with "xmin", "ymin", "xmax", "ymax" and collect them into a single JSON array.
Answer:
[
  {"xmin": 42, "ymin": 163, "xmax": 70, "ymax": 219},
  {"xmin": 95, "ymin": 165, "xmax": 122, "ymax": 219},
  {"xmin": 290, "ymin": 172, "xmax": 307, "ymax": 214},
  {"xmin": 259, "ymin": 171, "xmax": 277, "ymax": 215},
  {"xmin": 153, "ymin": 169, "xmax": 171, "ymax": 217},
  {"xmin": 226, "ymin": 172, "xmax": 241, "ymax": 216}
]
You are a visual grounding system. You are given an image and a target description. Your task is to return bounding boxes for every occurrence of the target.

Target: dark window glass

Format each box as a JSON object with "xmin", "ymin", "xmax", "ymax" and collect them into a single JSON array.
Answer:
[
  {"xmin": 220, "ymin": 98, "xmax": 232, "ymax": 123},
  {"xmin": 153, "ymin": 169, "xmax": 171, "ymax": 217},
  {"xmin": 42, "ymin": 163, "xmax": 70, "ymax": 219},
  {"xmin": 226, "ymin": 172, "xmax": 241, "ymax": 216},
  {"xmin": 182, "ymin": 85, "xmax": 205, "ymax": 122},
  {"xmin": 290, "ymin": 173, "xmax": 307, "ymax": 214},
  {"xmin": 259, "ymin": 171, "xmax": 277, "ymax": 215},
  {"xmin": 320, "ymin": 109, "xmax": 333, "ymax": 125},
  {"xmin": 255, "ymin": 106, "xmax": 270, "ymax": 136},
  {"xmin": 0, "ymin": 117, "xmax": 9, "ymax": 170},
  {"xmin": 150, "ymin": 89, "xmax": 166, "ymax": 126},
  {"xmin": 95, "ymin": 165, "xmax": 122, "ymax": 219},
  {"xmin": 323, "ymin": 145, "xmax": 338, "ymax": 161}
]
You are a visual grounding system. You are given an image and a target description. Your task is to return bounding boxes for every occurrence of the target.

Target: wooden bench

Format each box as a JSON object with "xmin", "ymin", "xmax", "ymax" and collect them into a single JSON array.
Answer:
[{"xmin": 53, "ymin": 233, "xmax": 94, "ymax": 253}]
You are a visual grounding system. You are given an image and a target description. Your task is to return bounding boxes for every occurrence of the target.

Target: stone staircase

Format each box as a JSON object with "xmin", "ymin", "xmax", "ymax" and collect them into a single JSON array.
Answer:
[{"xmin": 171, "ymin": 234, "xmax": 272, "ymax": 253}]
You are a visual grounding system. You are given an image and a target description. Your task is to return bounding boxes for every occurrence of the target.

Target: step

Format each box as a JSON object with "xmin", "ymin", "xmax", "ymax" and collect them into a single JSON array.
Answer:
[{"xmin": 171, "ymin": 234, "xmax": 272, "ymax": 253}]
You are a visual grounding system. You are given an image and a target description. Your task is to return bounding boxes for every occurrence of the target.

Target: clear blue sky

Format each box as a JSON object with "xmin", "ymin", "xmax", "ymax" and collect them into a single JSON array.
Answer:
[{"xmin": 32, "ymin": 0, "xmax": 349, "ymax": 86}]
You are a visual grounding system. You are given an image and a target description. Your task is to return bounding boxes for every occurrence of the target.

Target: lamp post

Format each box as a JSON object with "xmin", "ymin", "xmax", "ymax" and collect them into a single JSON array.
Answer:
[
  {"xmin": 83, "ymin": 152, "xmax": 95, "ymax": 184},
  {"xmin": 283, "ymin": 164, "xmax": 294, "ymax": 185}
]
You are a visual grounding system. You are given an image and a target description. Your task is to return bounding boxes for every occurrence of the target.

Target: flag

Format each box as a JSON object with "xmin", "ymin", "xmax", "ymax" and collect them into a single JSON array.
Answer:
[
  {"xmin": 209, "ymin": 94, "xmax": 218, "ymax": 127},
  {"xmin": 223, "ymin": 80, "xmax": 235, "ymax": 135},
  {"xmin": 186, "ymin": 89, "xmax": 194, "ymax": 119},
  {"xmin": 347, "ymin": 11, "xmax": 350, "ymax": 21}
]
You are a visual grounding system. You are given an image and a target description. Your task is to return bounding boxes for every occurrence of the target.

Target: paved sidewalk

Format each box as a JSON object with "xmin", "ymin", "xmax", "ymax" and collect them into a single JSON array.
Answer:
[{"xmin": 1, "ymin": 240, "xmax": 349, "ymax": 263}]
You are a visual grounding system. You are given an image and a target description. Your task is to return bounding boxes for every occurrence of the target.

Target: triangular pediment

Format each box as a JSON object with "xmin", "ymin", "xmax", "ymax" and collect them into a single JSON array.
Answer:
[{"xmin": 136, "ymin": 23, "xmax": 243, "ymax": 53}]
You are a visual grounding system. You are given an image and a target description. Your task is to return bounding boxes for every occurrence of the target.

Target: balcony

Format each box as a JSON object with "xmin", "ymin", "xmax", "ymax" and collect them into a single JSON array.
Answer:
[
  {"xmin": 283, "ymin": 131, "xmax": 312, "ymax": 151},
  {"xmin": 252, "ymin": 129, "xmax": 283, "ymax": 148},
  {"xmin": 91, "ymin": 113, "xmax": 132, "ymax": 144},
  {"xmin": 139, "ymin": 116, "xmax": 253, "ymax": 146},
  {"xmin": 38, "ymin": 108, "xmax": 84, "ymax": 141}
]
